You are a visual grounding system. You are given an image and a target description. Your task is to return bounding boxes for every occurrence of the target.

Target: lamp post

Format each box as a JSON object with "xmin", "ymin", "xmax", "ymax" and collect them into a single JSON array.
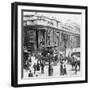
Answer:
[{"xmin": 48, "ymin": 52, "xmax": 53, "ymax": 76}]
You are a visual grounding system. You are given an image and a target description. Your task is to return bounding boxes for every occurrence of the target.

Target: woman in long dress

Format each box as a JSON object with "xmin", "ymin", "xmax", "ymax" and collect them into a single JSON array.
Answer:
[{"xmin": 30, "ymin": 54, "xmax": 36, "ymax": 74}]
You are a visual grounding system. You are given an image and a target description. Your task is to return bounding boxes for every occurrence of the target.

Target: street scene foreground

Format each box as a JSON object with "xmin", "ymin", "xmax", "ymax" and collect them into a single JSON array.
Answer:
[{"xmin": 23, "ymin": 51, "xmax": 81, "ymax": 79}]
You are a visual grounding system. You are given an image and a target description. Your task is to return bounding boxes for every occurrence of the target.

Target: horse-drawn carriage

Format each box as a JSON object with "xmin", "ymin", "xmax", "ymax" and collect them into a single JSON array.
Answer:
[{"xmin": 67, "ymin": 52, "xmax": 80, "ymax": 71}]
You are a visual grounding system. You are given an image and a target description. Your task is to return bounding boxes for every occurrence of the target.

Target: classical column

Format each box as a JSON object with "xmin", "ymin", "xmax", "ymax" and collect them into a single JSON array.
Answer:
[
  {"xmin": 59, "ymin": 31, "xmax": 61, "ymax": 46},
  {"xmin": 38, "ymin": 30, "xmax": 40, "ymax": 50},
  {"xmin": 34, "ymin": 30, "xmax": 37, "ymax": 51},
  {"xmin": 44, "ymin": 31, "xmax": 46, "ymax": 47},
  {"xmin": 36, "ymin": 29, "xmax": 38, "ymax": 50},
  {"xmin": 53, "ymin": 29, "xmax": 55, "ymax": 46}
]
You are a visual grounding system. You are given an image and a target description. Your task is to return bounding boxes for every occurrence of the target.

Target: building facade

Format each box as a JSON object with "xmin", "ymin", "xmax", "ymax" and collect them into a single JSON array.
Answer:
[{"xmin": 23, "ymin": 13, "xmax": 80, "ymax": 55}]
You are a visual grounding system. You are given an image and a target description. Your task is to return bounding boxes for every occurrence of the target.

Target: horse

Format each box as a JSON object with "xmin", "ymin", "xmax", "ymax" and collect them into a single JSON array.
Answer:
[{"xmin": 70, "ymin": 55, "xmax": 80, "ymax": 71}]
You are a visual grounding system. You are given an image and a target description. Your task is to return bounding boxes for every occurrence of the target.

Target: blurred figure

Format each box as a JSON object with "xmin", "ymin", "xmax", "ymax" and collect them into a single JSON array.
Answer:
[
  {"xmin": 33, "ymin": 63, "xmax": 37, "ymax": 74},
  {"xmin": 60, "ymin": 58, "xmax": 67, "ymax": 75},
  {"xmin": 63, "ymin": 61, "xmax": 67, "ymax": 75},
  {"xmin": 30, "ymin": 53, "xmax": 36, "ymax": 74},
  {"xmin": 74, "ymin": 55, "xmax": 78, "ymax": 74},
  {"xmin": 48, "ymin": 53, "xmax": 53, "ymax": 76},
  {"xmin": 37, "ymin": 60, "xmax": 40, "ymax": 71},
  {"xmin": 33, "ymin": 56, "xmax": 38, "ymax": 74},
  {"xmin": 28, "ymin": 70, "xmax": 33, "ymax": 77},
  {"xmin": 63, "ymin": 59, "xmax": 67, "ymax": 75},
  {"xmin": 60, "ymin": 60, "xmax": 64, "ymax": 75},
  {"xmin": 41, "ymin": 61, "xmax": 44, "ymax": 74}
]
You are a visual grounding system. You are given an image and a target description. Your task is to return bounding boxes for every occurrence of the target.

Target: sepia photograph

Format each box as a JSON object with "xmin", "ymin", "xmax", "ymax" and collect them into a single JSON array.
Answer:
[{"xmin": 11, "ymin": 2, "xmax": 87, "ymax": 87}]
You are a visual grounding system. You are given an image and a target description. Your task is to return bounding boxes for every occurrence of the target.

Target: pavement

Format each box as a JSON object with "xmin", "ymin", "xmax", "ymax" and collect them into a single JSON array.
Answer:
[{"xmin": 23, "ymin": 63, "xmax": 81, "ymax": 79}]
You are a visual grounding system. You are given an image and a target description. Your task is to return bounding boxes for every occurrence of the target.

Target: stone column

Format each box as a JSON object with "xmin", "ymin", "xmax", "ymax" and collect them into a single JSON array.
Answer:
[
  {"xmin": 38, "ymin": 30, "xmax": 40, "ymax": 50},
  {"xmin": 44, "ymin": 31, "xmax": 46, "ymax": 47}
]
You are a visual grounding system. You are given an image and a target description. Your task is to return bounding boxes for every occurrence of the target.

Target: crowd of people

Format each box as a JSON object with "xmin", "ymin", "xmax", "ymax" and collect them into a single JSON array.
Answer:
[
  {"xmin": 24, "ymin": 52, "xmax": 45, "ymax": 77},
  {"xmin": 23, "ymin": 47, "xmax": 80, "ymax": 78},
  {"xmin": 23, "ymin": 51, "xmax": 69, "ymax": 78}
]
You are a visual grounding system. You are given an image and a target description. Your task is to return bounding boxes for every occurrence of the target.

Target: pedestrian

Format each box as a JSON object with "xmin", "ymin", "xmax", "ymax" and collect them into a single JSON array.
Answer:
[
  {"xmin": 55, "ymin": 54, "xmax": 58, "ymax": 61},
  {"xmin": 37, "ymin": 61, "xmax": 40, "ymax": 71},
  {"xmin": 48, "ymin": 53, "xmax": 52, "ymax": 76},
  {"xmin": 75, "ymin": 61, "xmax": 78, "ymax": 74},
  {"xmin": 28, "ymin": 70, "xmax": 33, "ymax": 77},
  {"xmin": 41, "ymin": 61, "xmax": 44, "ymax": 74},
  {"xmin": 73, "ymin": 55, "xmax": 78, "ymax": 74},
  {"xmin": 31, "ymin": 53, "xmax": 36, "ymax": 67},
  {"xmin": 33, "ymin": 63, "xmax": 36, "ymax": 74},
  {"xmin": 60, "ymin": 60, "xmax": 64, "ymax": 75},
  {"xmin": 63, "ymin": 60, "xmax": 67, "ymax": 75},
  {"xmin": 63, "ymin": 64, "xmax": 67, "ymax": 75},
  {"xmin": 48, "ymin": 64, "xmax": 53, "ymax": 76}
]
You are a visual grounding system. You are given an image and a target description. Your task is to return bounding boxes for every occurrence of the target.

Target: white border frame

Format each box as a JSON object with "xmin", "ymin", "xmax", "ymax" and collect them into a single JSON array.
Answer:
[{"xmin": 17, "ymin": 5, "xmax": 86, "ymax": 84}]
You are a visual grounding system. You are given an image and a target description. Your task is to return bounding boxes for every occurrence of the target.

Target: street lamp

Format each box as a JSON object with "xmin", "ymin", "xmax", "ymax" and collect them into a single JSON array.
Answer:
[{"xmin": 48, "ymin": 52, "xmax": 53, "ymax": 76}]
